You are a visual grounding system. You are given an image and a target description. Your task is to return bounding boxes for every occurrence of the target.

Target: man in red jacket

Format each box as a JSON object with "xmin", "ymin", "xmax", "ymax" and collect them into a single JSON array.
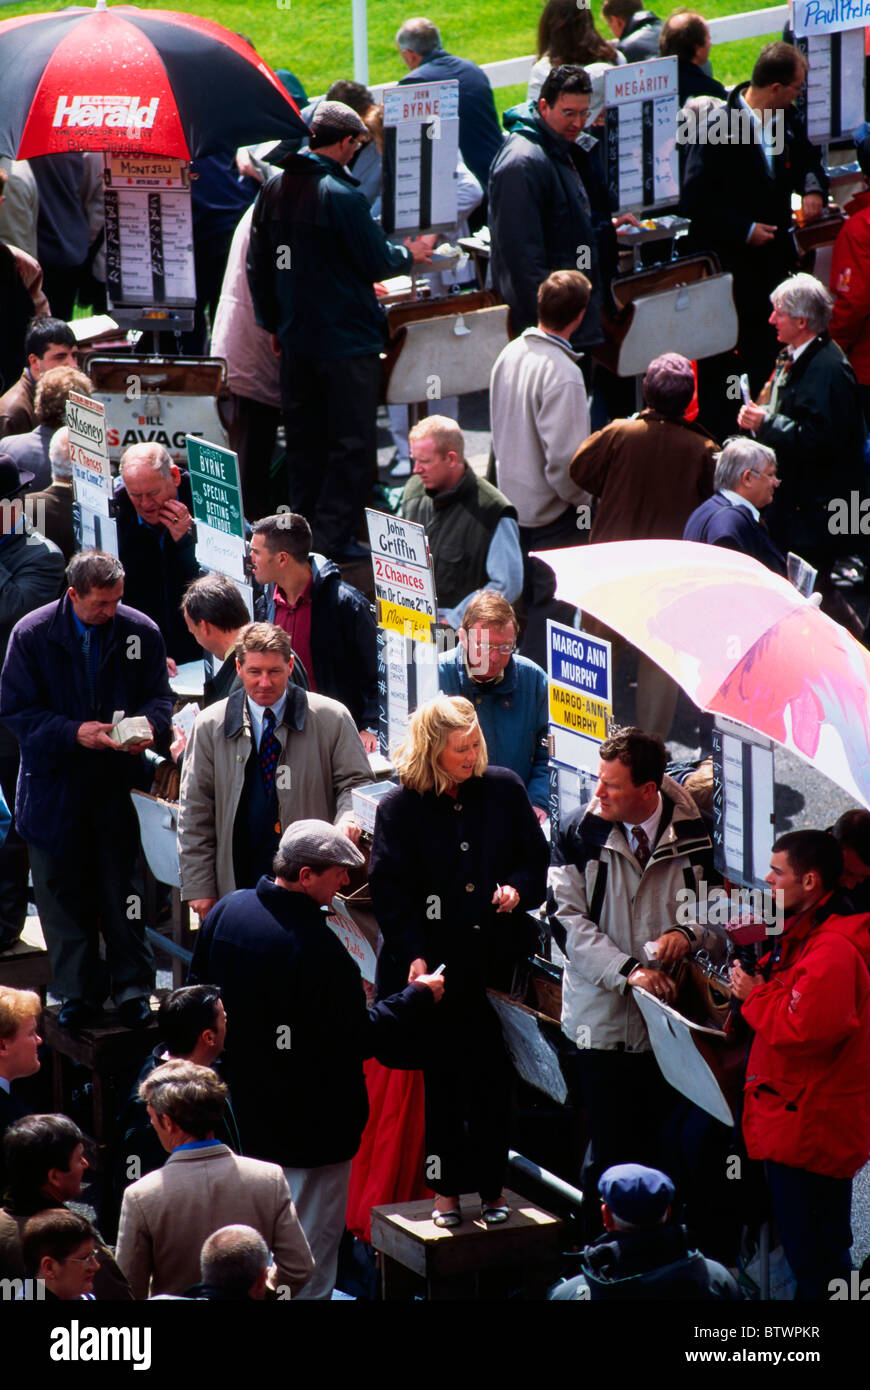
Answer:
[
  {"xmin": 829, "ymin": 123, "xmax": 870, "ymax": 424},
  {"xmin": 731, "ymin": 829, "xmax": 870, "ymax": 1300}
]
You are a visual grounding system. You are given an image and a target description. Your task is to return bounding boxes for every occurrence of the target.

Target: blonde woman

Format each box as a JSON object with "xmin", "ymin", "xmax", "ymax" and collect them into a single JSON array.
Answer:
[{"xmin": 369, "ymin": 695, "xmax": 548, "ymax": 1227}]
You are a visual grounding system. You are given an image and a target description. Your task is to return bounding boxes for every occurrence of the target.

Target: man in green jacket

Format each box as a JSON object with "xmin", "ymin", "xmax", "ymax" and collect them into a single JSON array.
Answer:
[{"xmin": 247, "ymin": 100, "xmax": 430, "ymax": 563}]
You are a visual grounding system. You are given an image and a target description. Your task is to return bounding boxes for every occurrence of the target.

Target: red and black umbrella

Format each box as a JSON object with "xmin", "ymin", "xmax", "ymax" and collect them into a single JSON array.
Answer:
[{"xmin": 0, "ymin": 0, "xmax": 307, "ymax": 160}]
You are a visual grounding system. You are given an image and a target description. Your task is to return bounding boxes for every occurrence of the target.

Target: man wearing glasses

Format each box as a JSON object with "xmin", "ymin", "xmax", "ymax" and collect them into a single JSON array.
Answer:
[
  {"xmin": 438, "ymin": 591, "xmax": 549, "ymax": 824},
  {"xmin": 683, "ymin": 436, "xmax": 786, "ymax": 574},
  {"xmin": 488, "ymin": 66, "xmax": 604, "ymax": 354}
]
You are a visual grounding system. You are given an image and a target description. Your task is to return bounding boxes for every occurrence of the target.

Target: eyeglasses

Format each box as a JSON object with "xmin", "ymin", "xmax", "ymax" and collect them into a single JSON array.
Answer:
[
  {"xmin": 749, "ymin": 469, "xmax": 779, "ymax": 480},
  {"xmin": 65, "ymin": 1250, "xmax": 100, "ymax": 1266},
  {"xmin": 489, "ymin": 643, "xmax": 517, "ymax": 655}
]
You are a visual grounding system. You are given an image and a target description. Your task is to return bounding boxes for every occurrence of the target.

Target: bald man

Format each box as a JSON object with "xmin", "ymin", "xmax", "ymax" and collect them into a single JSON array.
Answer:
[{"xmin": 114, "ymin": 442, "xmax": 202, "ymax": 665}]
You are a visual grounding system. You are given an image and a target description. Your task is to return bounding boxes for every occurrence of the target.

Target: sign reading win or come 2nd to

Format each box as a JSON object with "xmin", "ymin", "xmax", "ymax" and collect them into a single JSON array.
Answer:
[
  {"xmin": 366, "ymin": 510, "xmax": 437, "ymax": 642},
  {"xmin": 185, "ymin": 436, "xmax": 246, "ymax": 583},
  {"xmin": 67, "ymin": 391, "xmax": 112, "ymax": 516},
  {"xmin": 366, "ymin": 509, "xmax": 439, "ymax": 756},
  {"xmin": 547, "ymin": 621, "xmax": 612, "ymax": 774}
]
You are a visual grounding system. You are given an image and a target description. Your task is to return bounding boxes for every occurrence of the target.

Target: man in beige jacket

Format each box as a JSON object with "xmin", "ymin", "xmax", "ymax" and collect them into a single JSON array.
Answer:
[
  {"xmin": 177, "ymin": 622, "xmax": 371, "ymax": 919},
  {"xmin": 116, "ymin": 1059, "xmax": 314, "ymax": 1299}
]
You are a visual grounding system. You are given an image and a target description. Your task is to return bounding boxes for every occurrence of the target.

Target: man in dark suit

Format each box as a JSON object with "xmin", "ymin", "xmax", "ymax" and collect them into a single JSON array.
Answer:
[
  {"xmin": 683, "ymin": 436, "xmax": 786, "ymax": 573},
  {"xmin": 681, "ymin": 42, "xmax": 827, "ymax": 439},
  {"xmin": 737, "ymin": 273, "xmax": 865, "ymax": 589},
  {"xmin": 0, "ymin": 550, "xmax": 173, "ymax": 1030},
  {"xmin": 659, "ymin": 11, "xmax": 726, "ymax": 104},
  {"xmin": 189, "ymin": 819, "xmax": 443, "ymax": 1298},
  {"xmin": 396, "ymin": 17, "xmax": 503, "ymax": 201},
  {"xmin": 114, "ymin": 442, "xmax": 202, "ymax": 668}
]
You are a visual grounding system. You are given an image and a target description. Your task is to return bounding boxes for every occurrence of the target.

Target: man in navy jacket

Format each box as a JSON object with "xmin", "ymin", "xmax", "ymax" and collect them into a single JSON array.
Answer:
[
  {"xmin": 0, "ymin": 551, "xmax": 173, "ymax": 1031},
  {"xmin": 683, "ymin": 436, "xmax": 786, "ymax": 574},
  {"xmin": 396, "ymin": 17, "xmax": 503, "ymax": 200},
  {"xmin": 190, "ymin": 819, "xmax": 442, "ymax": 1299}
]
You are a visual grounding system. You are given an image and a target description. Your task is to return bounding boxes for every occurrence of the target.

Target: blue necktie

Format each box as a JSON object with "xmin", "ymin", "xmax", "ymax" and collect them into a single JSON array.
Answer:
[
  {"xmin": 80, "ymin": 626, "xmax": 98, "ymax": 708},
  {"xmin": 259, "ymin": 708, "xmax": 279, "ymax": 799}
]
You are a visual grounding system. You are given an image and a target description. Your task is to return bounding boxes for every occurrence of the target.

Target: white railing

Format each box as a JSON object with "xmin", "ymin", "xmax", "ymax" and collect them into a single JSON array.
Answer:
[{"xmin": 368, "ymin": 5, "xmax": 789, "ymax": 100}]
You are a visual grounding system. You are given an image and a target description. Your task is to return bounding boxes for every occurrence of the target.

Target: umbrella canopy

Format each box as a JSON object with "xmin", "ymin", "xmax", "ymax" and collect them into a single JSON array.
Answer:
[
  {"xmin": 541, "ymin": 539, "xmax": 870, "ymax": 807},
  {"xmin": 0, "ymin": 2, "xmax": 306, "ymax": 160}
]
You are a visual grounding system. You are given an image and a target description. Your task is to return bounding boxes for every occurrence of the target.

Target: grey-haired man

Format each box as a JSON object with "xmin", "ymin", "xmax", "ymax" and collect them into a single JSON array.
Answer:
[{"xmin": 189, "ymin": 819, "xmax": 444, "ymax": 1299}]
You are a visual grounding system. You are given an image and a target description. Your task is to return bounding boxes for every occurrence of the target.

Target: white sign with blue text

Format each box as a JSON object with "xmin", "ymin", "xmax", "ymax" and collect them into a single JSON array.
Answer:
[{"xmin": 547, "ymin": 621, "xmax": 613, "ymax": 774}]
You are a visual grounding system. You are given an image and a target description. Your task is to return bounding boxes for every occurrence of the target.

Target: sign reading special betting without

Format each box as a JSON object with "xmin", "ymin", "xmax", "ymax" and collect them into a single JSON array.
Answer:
[
  {"xmin": 604, "ymin": 56, "xmax": 679, "ymax": 213},
  {"xmin": 185, "ymin": 436, "xmax": 246, "ymax": 584},
  {"xmin": 547, "ymin": 621, "xmax": 612, "ymax": 774}
]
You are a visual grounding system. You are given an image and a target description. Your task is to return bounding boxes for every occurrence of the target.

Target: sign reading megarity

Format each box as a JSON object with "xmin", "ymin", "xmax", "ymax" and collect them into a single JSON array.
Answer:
[
  {"xmin": 604, "ymin": 57, "xmax": 679, "ymax": 212},
  {"xmin": 382, "ymin": 79, "xmax": 460, "ymax": 235},
  {"xmin": 185, "ymin": 436, "xmax": 246, "ymax": 583},
  {"xmin": 547, "ymin": 621, "xmax": 612, "ymax": 774},
  {"xmin": 367, "ymin": 509, "xmax": 439, "ymax": 755},
  {"xmin": 67, "ymin": 391, "xmax": 112, "ymax": 515}
]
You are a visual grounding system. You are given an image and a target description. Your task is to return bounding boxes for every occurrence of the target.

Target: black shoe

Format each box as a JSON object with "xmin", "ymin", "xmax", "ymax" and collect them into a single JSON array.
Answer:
[
  {"xmin": 58, "ymin": 1000, "xmax": 102, "ymax": 1031},
  {"xmin": 118, "ymin": 997, "xmax": 153, "ymax": 1030}
]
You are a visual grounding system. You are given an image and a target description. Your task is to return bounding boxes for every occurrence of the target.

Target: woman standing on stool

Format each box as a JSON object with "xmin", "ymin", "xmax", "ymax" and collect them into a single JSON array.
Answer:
[{"xmin": 369, "ymin": 695, "xmax": 548, "ymax": 1227}]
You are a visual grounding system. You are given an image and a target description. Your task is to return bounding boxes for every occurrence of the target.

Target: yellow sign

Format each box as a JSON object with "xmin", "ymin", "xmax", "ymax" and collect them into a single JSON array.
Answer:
[
  {"xmin": 549, "ymin": 685, "xmax": 610, "ymax": 739},
  {"xmin": 377, "ymin": 598, "xmax": 434, "ymax": 643}
]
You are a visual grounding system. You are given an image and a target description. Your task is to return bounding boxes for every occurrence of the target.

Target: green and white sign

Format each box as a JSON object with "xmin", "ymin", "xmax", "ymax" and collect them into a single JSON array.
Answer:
[{"xmin": 185, "ymin": 435, "xmax": 246, "ymax": 582}]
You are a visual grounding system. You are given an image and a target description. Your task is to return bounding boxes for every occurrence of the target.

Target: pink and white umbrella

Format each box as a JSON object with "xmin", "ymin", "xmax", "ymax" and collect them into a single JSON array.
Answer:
[{"xmin": 540, "ymin": 540, "xmax": 870, "ymax": 807}]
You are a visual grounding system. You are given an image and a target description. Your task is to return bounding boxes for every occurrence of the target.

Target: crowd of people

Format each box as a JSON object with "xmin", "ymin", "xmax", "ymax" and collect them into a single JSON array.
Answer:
[{"xmin": 0, "ymin": 2, "xmax": 869, "ymax": 1307}]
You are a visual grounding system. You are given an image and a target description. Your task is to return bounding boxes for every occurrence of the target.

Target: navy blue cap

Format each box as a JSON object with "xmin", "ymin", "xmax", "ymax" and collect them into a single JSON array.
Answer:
[{"xmin": 598, "ymin": 1163, "xmax": 674, "ymax": 1226}]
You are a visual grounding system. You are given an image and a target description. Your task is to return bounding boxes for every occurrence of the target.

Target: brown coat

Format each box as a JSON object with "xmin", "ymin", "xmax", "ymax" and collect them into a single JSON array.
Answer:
[
  {"xmin": 570, "ymin": 409, "xmax": 717, "ymax": 543},
  {"xmin": 115, "ymin": 1143, "xmax": 314, "ymax": 1299},
  {"xmin": 27, "ymin": 481, "xmax": 75, "ymax": 561},
  {"xmin": 0, "ymin": 369, "xmax": 35, "ymax": 440}
]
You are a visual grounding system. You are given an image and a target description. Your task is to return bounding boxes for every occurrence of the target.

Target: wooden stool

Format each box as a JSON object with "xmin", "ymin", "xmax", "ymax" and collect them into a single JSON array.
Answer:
[
  {"xmin": 370, "ymin": 1188, "xmax": 563, "ymax": 1300},
  {"xmin": 42, "ymin": 1004, "xmax": 160, "ymax": 1143},
  {"xmin": 0, "ymin": 937, "xmax": 52, "ymax": 999}
]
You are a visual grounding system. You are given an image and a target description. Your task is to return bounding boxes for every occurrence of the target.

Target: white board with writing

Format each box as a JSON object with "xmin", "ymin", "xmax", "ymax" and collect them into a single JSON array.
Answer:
[
  {"xmin": 604, "ymin": 57, "xmax": 679, "ymax": 213},
  {"xmin": 793, "ymin": 0, "xmax": 870, "ymax": 38},
  {"xmin": 67, "ymin": 391, "xmax": 113, "ymax": 519},
  {"xmin": 382, "ymin": 80, "xmax": 460, "ymax": 234},
  {"xmin": 797, "ymin": 29, "xmax": 865, "ymax": 142}
]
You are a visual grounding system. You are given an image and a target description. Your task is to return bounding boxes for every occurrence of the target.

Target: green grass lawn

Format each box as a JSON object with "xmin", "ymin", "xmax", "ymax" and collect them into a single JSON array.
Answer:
[{"xmin": 0, "ymin": 0, "xmax": 784, "ymax": 113}]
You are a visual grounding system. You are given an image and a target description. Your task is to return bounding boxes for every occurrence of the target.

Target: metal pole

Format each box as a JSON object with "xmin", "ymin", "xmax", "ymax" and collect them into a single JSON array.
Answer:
[
  {"xmin": 352, "ymin": 0, "xmax": 369, "ymax": 85},
  {"xmin": 507, "ymin": 1151, "xmax": 585, "ymax": 1212}
]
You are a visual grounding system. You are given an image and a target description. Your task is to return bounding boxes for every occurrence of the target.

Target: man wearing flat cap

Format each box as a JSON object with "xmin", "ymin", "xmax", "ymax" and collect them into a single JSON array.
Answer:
[
  {"xmin": 247, "ymin": 100, "xmax": 433, "ymax": 563},
  {"xmin": 189, "ymin": 819, "xmax": 444, "ymax": 1300},
  {"xmin": 549, "ymin": 1163, "xmax": 739, "ymax": 1300}
]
